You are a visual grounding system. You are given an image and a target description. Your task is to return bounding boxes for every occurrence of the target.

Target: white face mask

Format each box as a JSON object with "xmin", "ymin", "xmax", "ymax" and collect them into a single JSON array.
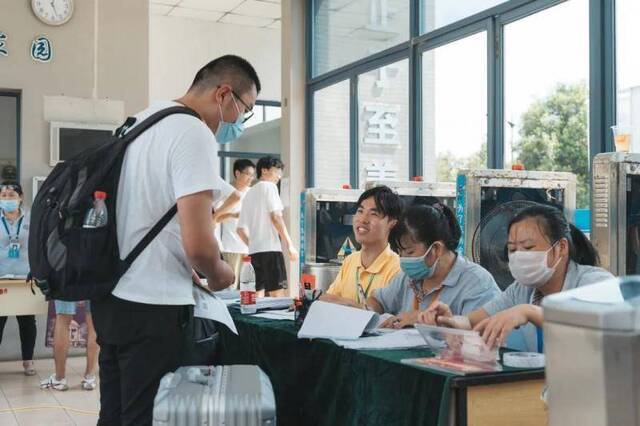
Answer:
[{"xmin": 508, "ymin": 244, "xmax": 561, "ymax": 288}]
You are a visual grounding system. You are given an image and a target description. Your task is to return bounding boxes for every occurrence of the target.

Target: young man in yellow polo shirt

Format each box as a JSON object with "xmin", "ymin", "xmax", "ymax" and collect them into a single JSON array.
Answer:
[{"xmin": 321, "ymin": 186, "xmax": 402, "ymax": 307}]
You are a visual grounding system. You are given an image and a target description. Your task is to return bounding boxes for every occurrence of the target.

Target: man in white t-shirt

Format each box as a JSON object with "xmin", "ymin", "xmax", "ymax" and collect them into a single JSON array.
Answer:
[
  {"xmin": 91, "ymin": 55, "xmax": 260, "ymax": 426},
  {"xmin": 213, "ymin": 159, "xmax": 255, "ymax": 287},
  {"xmin": 237, "ymin": 156, "xmax": 298, "ymax": 297},
  {"xmin": 212, "ymin": 175, "xmax": 236, "ymax": 254}
]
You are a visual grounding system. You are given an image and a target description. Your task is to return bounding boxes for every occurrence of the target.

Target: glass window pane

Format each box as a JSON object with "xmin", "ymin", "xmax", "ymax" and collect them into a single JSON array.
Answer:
[
  {"xmin": 504, "ymin": 0, "xmax": 589, "ymax": 207},
  {"xmin": 265, "ymin": 105, "xmax": 281, "ymax": 121},
  {"xmin": 313, "ymin": 0, "xmax": 410, "ymax": 76},
  {"xmin": 358, "ymin": 59, "xmax": 409, "ymax": 186},
  {"xmin": 314, "ymin": 81, "xmax": 351, "ymax": 188},
  {"xmin": 0, "ymin": 95, "xmax": 19, "ymax": 181},
  {"xmin": 421, "ymin": 0, "xmax": 507, "ymax": 33},
  {"xmin": 244, "ymin": 106, "xmax": 264, "ymax": 128},
  {"xmin": 616, "ymin": 0, "xmax": 640, "ymax": 146},
  {"xmin": 422, "ymin": 32, "xmax": 487, "ymax": 182}
]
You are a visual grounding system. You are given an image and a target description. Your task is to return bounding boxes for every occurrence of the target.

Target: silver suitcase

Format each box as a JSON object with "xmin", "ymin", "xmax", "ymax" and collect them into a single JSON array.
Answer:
[{"xmin": 153, "ymin": 365, "xmax": 276, "ymax": 426}]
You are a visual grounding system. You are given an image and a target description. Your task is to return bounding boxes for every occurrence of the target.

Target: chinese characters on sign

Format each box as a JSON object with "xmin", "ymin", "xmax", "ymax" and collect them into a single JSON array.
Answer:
[
  {"xmin": 31, "ymin": 36, "xmax": 52, "ymax": 62},
  {"xmin": 363, "ymin": 103, "xmax": 400, "ymax": 146},
  {"xmin": 0, "ymin": 31, "xmax": 7, "ymax": 57},
  {"xmin": 364, "ymin": 161, "xmax": 398, "ymax": 181}
]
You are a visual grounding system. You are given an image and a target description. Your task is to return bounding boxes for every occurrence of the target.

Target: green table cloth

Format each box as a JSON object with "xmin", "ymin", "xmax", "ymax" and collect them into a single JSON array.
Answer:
[{"xmin": 214, "ymin": 308, "xmax": 542, "ymax": 426}]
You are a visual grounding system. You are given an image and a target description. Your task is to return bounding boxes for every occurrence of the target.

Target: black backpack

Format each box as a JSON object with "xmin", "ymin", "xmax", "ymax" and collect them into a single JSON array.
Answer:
[{"xmin": 28, "ymin": 106, "xmax": 199, "ymax": 301}]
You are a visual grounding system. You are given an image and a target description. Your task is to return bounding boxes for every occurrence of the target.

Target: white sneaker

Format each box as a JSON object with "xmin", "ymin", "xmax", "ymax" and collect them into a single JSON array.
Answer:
[
  {"xmin": 81, "ymin": 375, "xmax": 96, "ymax": 391},
  {"xmin": 23, "ymin": 361, "xmax": 36, "ymax": 376},
  {"xmin": 40, "ymin": 374, "xmax": 68, "ymax": 391}
]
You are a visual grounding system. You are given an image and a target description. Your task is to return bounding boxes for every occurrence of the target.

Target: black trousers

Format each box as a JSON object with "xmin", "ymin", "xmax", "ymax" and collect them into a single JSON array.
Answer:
[
  {"xmin": 92, "ymin": 295, "xmax": 192, "ymax": 426},
  {"xmin": 0, "ymin": 315, "xmax": 36, "ymax": 361}
]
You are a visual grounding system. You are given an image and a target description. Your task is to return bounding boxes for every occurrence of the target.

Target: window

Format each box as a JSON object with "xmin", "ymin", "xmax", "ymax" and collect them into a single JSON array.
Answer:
[
  {"xmin": 422, "ymin": 32, "xmax": 487, "ymax": 182},
  {"xmin": 0, "ymin": 92, "xmax": 20, "ymax": 182},
  {"xmin": 245, "ymin": 102, "xmax": 282, "ymax": 129},
  {"xmin": 420, "ymin": 0, "xmax": 507, "ymax": 33},
  {"xmin": 503, "ymin": 0, "xmax": 590, "ymax": 207},
  {"xmin": 616, "ymin": 0, "xmax": 640, "ymax": 148},
  {"xmin": 358, "ymin": 59, "xmax": 409, "ymax": 186},
  {"xmin": 308, "ymin": 0, "xmax": 614, "ymax": 198},
  {"xmin": 265, "ymin": 105, "xmax": 281, "ymax": 121},
  {"xmin": 313, "ymin": 80, "xmax": 351, "ymax": 188},
  {"xmin": 313, "ymin": 0, "xmax": 410, "ymax": 76}
]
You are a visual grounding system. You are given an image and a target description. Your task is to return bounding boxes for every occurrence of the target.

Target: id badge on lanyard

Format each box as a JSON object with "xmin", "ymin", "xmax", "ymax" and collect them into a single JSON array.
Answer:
[
  {"xmin": 3, "ymin": 216, "xmax": 22, "ymax": 259},
  {"xmin": 355, "ymin": 269, "xmax": 376, "ymax": 304},
  {"xmin": 8, "ymin": 236, "xmax": 20, "ymax": 258}
]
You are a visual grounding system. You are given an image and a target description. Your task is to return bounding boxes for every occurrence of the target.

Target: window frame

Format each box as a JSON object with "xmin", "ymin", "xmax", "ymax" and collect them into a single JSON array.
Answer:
[
  {"xmin": 0, "ymin": 90, "xmax": 22, "ymax": 182},
  {"xmin": 306, "ymin": 0, "xmax": 617, "ymax": 193}
]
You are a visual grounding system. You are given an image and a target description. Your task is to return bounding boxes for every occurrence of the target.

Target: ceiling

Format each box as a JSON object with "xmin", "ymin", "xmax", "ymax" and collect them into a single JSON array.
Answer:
[{"xmin": 150, "ymin": 0, "xmax": 281, "ymax": 30}]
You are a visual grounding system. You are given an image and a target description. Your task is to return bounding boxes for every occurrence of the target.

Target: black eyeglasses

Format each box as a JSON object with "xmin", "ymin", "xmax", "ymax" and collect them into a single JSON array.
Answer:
[{"xmin": 231, "ymin": 90, "xmax": 254, "ymax": 123}]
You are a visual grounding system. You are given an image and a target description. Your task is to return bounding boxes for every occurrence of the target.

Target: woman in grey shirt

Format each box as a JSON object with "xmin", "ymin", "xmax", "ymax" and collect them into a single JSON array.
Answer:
[
  {"xmin": 367, "ymin": 203, "xmax": 500, "ymax": 328},
  {"xmin": 419, "ymin": 204, "xmax": 614, "ymax": 352}
]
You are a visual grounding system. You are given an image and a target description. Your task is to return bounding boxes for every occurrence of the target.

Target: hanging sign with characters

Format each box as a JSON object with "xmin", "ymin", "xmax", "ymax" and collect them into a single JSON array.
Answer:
[
  {"xmin": 31, "ymin": 35, "xmax": 52, "ymax": 62},
  {"xmin": 0, "ymin": 31, "xmax": 8, "ymax": 57},
  {"xmin": 362, "ymin": 103, "xmax": 400, "ymax": 146}
]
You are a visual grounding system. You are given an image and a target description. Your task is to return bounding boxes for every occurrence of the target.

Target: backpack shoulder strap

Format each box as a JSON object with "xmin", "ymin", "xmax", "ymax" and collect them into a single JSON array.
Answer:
[
  {"xmin": 121, "ymin": 105, "xmax": 200, "ymax": 145},
  {"xmin": 122, "ymin": 204, "xmax": 177, "ymax": 270},
  {"xmin": 114, "ymin": 116, "xmax": 137, "ymax": 138},
  {"xmin": 117, "ymin": 105, "xmax": 199, "ymax": 275}
]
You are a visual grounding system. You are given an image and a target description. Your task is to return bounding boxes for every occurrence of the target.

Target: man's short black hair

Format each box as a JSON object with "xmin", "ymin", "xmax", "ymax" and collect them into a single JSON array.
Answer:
[
  {"xmin": 256, "ymin": 156, "xmax": 284, "ymax": 179},
  {"xmin": 190, "ymin": 55, "xmax": 261, "ymax": 95},
  {"xmin": 356, "ymin": 185, "xmax": 403, "ymax": 221},
  {"xmin": 233, "ymin": 159, "xmax": 255, "ymax": 175}
]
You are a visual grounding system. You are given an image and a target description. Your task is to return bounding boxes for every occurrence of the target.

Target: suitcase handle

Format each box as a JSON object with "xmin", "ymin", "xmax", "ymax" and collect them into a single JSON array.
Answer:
[{"xmin": 186, "ymin": 366, "xmax": 216, "ymax": 386}]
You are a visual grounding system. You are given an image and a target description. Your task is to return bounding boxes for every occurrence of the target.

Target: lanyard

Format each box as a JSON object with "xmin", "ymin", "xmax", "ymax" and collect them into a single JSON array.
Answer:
[
  {"xmin": 536, "ymin": 326, "xmax": 544, "ymax": 353},
  {"xmin": 412, "ymin": 279, "xmax": 444, "ymax": 311},
  {"xmin": 1, "ymin": 215, "xmax": 23, "ymax": 239},
  {"xmin": 355, "ymin": 268, "xmax": 376, "ymax": 304}
]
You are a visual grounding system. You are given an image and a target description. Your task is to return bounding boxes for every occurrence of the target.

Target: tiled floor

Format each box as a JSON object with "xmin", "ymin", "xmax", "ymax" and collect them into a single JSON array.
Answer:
[{"xmin": 0, "ymin": 358, "xmax": 99, "ymax": 425}]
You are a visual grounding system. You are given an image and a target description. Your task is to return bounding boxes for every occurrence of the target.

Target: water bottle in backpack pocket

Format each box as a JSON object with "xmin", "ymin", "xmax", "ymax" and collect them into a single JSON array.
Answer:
[{"xmin": 83, "ymin": 191, "xmax": 108, "ymax": 228}]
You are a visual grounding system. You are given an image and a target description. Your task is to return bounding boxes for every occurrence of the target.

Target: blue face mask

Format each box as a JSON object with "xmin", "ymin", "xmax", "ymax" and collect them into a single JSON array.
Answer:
[
  {"xmin": 0, "ymin": 200, "xmax": 20, "ymax": 213},
  {"xmin": 215, "ymin": 96, "xmax": 245, "ymax": 144},
  {"xmin": 399, "ymin": 243, "xmax": 440, "ymax": 280}
]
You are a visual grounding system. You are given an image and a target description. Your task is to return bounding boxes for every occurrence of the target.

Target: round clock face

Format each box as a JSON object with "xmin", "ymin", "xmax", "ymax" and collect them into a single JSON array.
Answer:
[{"xmin": 31, "ymin": 0, "xmax": 74, "ymax": 26}]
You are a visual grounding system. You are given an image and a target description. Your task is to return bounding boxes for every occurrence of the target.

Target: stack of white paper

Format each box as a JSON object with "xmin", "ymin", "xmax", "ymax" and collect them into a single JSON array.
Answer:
[
  {"xmin": 253, "ymin": 309, "xmax": 295, "ymax": 321},
  {"xmin": 297, "ymin": 301, "xmax": 381, "ymax": 340},
  {"xmin": 332, "ymin": 329, "xmax": 427, "ymax": 350}
]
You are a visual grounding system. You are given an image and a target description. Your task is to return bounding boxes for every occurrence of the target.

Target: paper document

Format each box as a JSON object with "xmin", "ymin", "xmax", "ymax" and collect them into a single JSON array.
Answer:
[
  {"xmin": 193, "ymin": 286, "xmax": 238, "ymax": 335},
  {"xmin": 297, "ymin": 301, "xmax": 378, "ymax": 340},
  {"xmin": 572, "ymin": 281, "xmax": 624, "ymax": 304},
  {"xmin": 371, "ymin": 313, "xmax": 394, "ymax": 330},
  {"xmin": 547, "ymin": 278, "xmax": 625, "ymax": 305},
  {"xmin": 332, "ymin": 329, "xmax": 427, "ymax": 350},
  {"xmin": 213, "ymin": 288, "xmax": 241, "ymax": 300},
  {"xmin": 253, "ymin": 309, "xmax": 295, "ymax": 321},
  {"xmin": 256, "ymin": 297, "xmax": 294, "ymax": 311}
]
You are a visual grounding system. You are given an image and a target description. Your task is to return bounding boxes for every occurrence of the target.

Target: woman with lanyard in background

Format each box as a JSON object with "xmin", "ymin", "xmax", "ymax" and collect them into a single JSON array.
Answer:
[
  {"xmin": 367, "ymin": 203, "xmax": 500, "ymax": 328},
  {"xmin": 0, "ymin": 181, "xmax": 37, "ymax": 376},
  {"xmin": 419, "ymin": 203, "xmax": 614, "ymax": 352}
]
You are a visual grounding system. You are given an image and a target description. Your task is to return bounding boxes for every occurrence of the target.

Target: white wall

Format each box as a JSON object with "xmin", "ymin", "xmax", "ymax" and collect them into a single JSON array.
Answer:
[
  {"xmin": 0, "ymin": 0, "xmax": 149, "ymax": 204},
  {"xmin": 0, "ymin": 0, "xmax": 149, "ymax": 362},
  {"xmin": 149, "ymin": 16, "xmax": 281, "ymax": 103}
]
